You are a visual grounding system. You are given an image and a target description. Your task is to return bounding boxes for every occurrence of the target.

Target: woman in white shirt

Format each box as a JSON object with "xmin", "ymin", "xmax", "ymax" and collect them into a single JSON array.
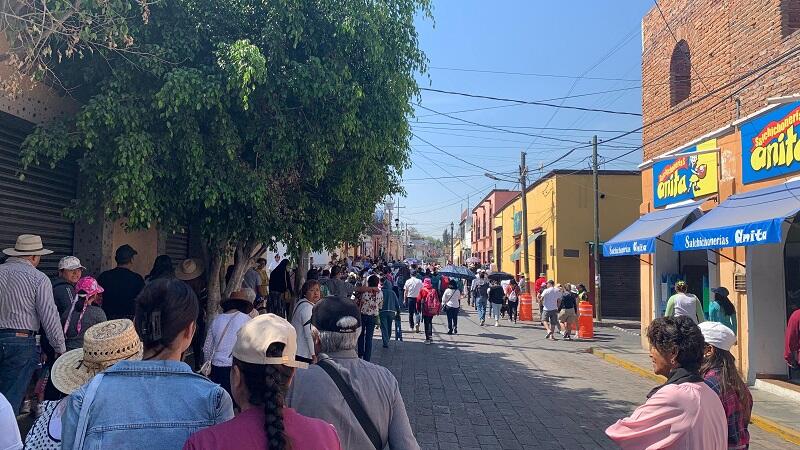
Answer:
[
  {"xmin": 443, "ymin": 279, "xmax": 462, "ymax": 335},
  {"xmin": 203, "ymin": 289, "xmax": 253, "ymax": 402},
  {"xmin": 291, "ymin": 279, "xmax": 322, "ymax": 364}
]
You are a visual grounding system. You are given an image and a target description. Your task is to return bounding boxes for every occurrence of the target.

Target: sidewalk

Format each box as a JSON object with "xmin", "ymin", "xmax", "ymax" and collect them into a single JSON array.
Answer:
[{"xmin": 587, "ymin": 323, "xmax": 800, "ymax": 446}]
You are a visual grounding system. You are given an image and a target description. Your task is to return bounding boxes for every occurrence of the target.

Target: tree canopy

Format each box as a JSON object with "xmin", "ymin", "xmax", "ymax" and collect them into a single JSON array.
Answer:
[{"xmin": 8, "ymin": 0, "xmax": 430, "ymax": 304}]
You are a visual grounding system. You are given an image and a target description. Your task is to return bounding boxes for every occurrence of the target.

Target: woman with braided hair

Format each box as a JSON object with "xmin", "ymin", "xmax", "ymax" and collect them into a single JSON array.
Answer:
[{"xmin": 184, "ymin": 314, "xmax": 341, "ymax": 450}]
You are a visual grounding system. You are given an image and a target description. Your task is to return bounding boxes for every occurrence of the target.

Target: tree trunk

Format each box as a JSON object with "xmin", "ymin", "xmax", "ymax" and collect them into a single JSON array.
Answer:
[
  {"xmin": 205, "ymin": 242, "xmax": 225, "ymax": 324},
  {"xmin": 295, "ymin": 247, "xmax": 309, "ymax": 294}
]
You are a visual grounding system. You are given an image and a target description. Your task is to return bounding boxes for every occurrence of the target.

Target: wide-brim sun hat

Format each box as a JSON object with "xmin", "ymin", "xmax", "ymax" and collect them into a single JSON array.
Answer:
[
  {"xmin": 176, "ymin": 258, "xmax": 204, "ymax": 281},
  {"xmin": 3, "ymin": 234, "xmax": 53, "ymax": 256},
  {"xmin": 51, "ymin": 319, "xmax": 142, "ymax": 394}
]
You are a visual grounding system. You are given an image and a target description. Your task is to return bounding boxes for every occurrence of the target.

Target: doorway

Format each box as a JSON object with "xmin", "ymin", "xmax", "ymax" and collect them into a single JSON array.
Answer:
[
  {"xmin": 535, "ymin": 234, "xmax": 546, "ymax": 276},
  {"xmin": 785, "ymin": 219, "xmax": 800, "ymax": 382}
]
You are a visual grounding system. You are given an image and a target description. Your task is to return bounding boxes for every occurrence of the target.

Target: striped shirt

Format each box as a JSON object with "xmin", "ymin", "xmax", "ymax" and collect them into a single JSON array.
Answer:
[{"xmin": 0, "ymin": 258, "xmax": 66, "ymax": 353}]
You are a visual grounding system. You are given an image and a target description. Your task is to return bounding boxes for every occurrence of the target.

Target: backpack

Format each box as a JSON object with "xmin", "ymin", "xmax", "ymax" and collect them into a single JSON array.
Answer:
[{"xmin": 422, "ymin": 289, "xmax": 441, "ymax": 316}]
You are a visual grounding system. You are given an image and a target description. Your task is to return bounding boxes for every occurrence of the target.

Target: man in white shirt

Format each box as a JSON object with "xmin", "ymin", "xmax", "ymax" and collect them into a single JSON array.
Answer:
[
  {"xmin": 540, "ymin": 280, "xmax": 562, "ymax": 340},
  {"xmin": 403, "ymin": 272, "xmax": 424, "ymax": 332}
]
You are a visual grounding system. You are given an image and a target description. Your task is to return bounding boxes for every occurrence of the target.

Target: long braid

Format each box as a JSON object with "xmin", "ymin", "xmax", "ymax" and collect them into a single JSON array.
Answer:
[{"xmin": 233, "ymin": 342, "xmax": 293, "ymax": 450}]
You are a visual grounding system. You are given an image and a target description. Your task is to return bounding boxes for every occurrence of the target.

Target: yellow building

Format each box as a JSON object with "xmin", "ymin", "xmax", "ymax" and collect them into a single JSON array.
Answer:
[
  {"xmin": 494, "ymin": 170, "xmax": 642, "ymax": 317},
  {"xmin": 453, "ymin": 238, "xmax": 462, "ymax": 265}
]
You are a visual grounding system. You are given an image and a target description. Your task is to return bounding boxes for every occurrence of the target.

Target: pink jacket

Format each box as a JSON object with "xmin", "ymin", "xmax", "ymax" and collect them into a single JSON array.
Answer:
[{"xmin": 606, "ymin": 382, "xmax": 727, "ymax": 450}]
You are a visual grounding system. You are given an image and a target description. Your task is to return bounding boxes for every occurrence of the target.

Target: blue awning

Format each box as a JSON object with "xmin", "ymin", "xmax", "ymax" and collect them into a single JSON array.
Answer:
[
  {"xmin": 603, "ymin": 200, "xmax": 703, "ymax": 257},
  {"xmin": 673, "ymin": 180, "xmax": 800, "ymax": 251}
]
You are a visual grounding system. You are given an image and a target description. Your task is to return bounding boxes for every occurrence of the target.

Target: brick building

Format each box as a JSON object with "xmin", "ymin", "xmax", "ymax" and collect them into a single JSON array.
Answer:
[
  {"xmin": 471, "ymin": 189, "xmax": 519, "ymax": 266},
  {"xmin": 605, "ymin": 0, "xmax": 800, "ymax": 383}
]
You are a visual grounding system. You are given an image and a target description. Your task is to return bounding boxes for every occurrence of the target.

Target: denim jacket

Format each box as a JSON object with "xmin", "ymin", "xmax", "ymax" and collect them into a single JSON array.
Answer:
[{"xmin": 62, "ymin": 360, "xmax": 234, "ymax": 450}]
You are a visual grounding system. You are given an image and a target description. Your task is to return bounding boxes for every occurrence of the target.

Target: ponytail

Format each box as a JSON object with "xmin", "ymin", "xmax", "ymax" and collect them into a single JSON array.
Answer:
[{"xmin": 233, "ymin": 342, "xmax": 294, "ymax": 450}]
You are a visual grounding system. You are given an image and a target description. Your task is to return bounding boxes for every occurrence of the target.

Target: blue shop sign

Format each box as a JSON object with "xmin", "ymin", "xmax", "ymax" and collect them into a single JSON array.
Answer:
[
  {"xmin": 603, "ymin": 239, "xmax": 653, "ymax": 257},
  {"xmin": 673, "ymin": 218, "xmax": 782, "ymax": 251},
  {"xmin": 741, "ymin": 101, "xmax": 800, "ymax": 184}
]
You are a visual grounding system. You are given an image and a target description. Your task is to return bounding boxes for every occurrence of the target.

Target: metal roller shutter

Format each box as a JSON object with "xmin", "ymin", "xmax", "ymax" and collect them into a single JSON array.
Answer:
[
  {"xmin": 165, "ymin": 228, "xmax": 189, "ymax": 263},
  {"xmin": 599, "ymin": 255, "xmax": 641, "ymax": 319},
  {"xmin": 0, "ymin": 111, "xmax": 77, "ymax": 277}
]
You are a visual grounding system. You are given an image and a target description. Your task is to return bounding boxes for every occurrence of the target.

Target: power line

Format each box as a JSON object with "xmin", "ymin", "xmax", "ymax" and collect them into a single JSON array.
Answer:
[
  {"xmin": 419, "ymin": 87, "xmax": 642, "ymax": 117},
  {"xmin": 413, "ymin": 103, "xmax": 586, "ymax": 145},
  {"xmin": 410, "ymin": 121, "xmax": 642, "ymax": 134},
  {"xmin": 427, "ymin": 66, "xmax": 642, "ymax": 82},
  {"xmin": 412, "ymin": 134, "xmax": 499, "ymax": 173}
]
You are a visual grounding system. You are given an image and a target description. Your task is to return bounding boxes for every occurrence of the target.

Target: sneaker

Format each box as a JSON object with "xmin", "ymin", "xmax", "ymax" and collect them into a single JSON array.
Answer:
[
  {"xmin": 480, "ymin": 320, "xmax": 485, "ymax": 326},
  {"xmin": 494, "ymin": 321, "xmax": 500, "ymax": 327},
  {"xmin": 454, "ymin": 328, "xmax": 458, "ymax": 334},
  {"xmin": 545, "ymin": 332, "xmax": 552, "ymax": 339},
  {"xmin": 447, "ymin": 330, "xmax": 453, "ymax": 335},
  {"xmin": 425, "ymin": 339, "xmax": 432, "ymax": 345},
  {"xmin": 415, "ymin": 324, "xmax": 420, "ymax": 333}
]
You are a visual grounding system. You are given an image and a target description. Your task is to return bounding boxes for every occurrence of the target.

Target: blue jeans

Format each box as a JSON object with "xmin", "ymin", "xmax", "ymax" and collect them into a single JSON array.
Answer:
[
  {"xmin": 489, "ymin": 303, "xmax": 502, "ymax": 321},
  {"xmin": 0, "ymin": 331, "xmax": 38, "ymax": 414},
  {"xmin": 476, "ymin": 299, "xmax": 487, "ymax": 322},
  {"xmin": 379, "ymin": 311, "xmax": 395, "ymax": 347},
  {"xmin": 358, "ymin": 314, "xmax": 376, "ymax": 361},
  {"xmin": 394, "ymin": 312, "xmax": 403, "ymax": 340}
]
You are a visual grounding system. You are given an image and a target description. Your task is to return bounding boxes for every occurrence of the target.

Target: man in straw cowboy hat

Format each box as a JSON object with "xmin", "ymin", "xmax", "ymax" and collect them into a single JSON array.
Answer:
[
  {"xmin": 24, "ymin": 319, "xmax": 142, "ymax": 448},
  {"xmin": 176, "ymin": 258, "xmax": 208, "ymax": 371},
  {"xmin": 0, "ymin": 234, "xmax": 66, "ymax": 414}
]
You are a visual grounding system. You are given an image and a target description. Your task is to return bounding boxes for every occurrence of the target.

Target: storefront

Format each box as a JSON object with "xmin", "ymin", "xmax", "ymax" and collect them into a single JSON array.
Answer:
[{"xmin": 615, "ymin": 99, "xmax": 800, "ymax": 382}]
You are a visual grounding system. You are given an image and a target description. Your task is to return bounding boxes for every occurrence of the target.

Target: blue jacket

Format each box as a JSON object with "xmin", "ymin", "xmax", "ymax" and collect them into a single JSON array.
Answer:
[
  {"xmin": 381, "ymin": 284, "xmax": 400, "ymax": 313},
  {"xmin": 62, "ymin": 360, "xmax": 234, "ymax": 450}
]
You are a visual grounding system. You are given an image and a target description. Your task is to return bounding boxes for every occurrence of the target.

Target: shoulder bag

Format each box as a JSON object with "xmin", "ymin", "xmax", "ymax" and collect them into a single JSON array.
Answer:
[
  {"xmin": 317, "ymin": 359, "xmax": 383, "ymax": 450},
  {"xmin": 199, "ymin": 314, "xmax": 236, "ymax": 377},
  {"xmin": 72, "ymin": 373, "xmax": 104, "ymax": 450}
]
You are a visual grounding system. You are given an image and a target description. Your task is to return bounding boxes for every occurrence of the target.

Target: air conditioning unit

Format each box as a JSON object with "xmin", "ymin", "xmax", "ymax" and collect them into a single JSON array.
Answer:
[{"xmin": 733, "ymin": 273, "xmax": 746, "ymax": 292}]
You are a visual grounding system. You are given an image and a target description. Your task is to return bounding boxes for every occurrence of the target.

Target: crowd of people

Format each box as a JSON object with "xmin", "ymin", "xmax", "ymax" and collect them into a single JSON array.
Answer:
[
  {"xmin": 0, "ymin": 235, "xmax": 419, "ymax": 450},
  {"xmin": 0, "ymin": 232, "xmax": 781, "ymax": 449}
]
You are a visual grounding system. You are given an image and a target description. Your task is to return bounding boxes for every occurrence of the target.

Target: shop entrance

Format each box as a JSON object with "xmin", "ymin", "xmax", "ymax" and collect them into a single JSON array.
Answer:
[
  {"xmin": 534, "ymin": 234, "xmax": 545, "ymax": 276},
  {"xmin": 784, "ymin": 219, "xmax": 800, "ymax": 382}
]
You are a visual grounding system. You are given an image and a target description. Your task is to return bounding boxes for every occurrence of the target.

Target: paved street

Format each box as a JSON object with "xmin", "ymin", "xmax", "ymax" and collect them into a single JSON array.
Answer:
[{"xmin": 371, "ymin": 307, "xmax": 797, "ymax": 450}]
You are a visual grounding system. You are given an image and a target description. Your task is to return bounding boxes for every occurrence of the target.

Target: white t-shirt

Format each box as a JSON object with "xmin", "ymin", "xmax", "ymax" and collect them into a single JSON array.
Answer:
[
  {"xmin": 203, "ymin": 311, "xmax": 252, "ymax": 367},
  {"xmin": 541, "ymin": 287, "xmax": 561, "ymax": 311},
  {"xmin": 0, "ymin": 393, "xmax": 22, "ymax": 450},
  {"xmin": 673, "ymin": 293, "xmax": 700, "ymax": 322},
  {"xmin": 443, "ymin": 288, "xmax": 461, "ymax": 309},
  {"xmin": 404, "ymin": 277, "xmax": 423, "ymax": 299}
]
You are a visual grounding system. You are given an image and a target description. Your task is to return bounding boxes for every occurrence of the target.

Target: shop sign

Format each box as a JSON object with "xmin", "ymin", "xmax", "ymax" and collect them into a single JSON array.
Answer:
[
  {"xmin": 513, "ymin": 211, "xmax": 522, "ymax": 236},
  {"xmin": 741, "ymin": 101, "xmax": 800, "ymax": 184},
  {"xmin": 652, "ymin": 139, "xmax": 718, "ymax": 208},
  {"xmin": 603, "ymin": 239, "xmax": 653, "ymax": 257},
  {"xmin": 673, "ymin": 218, "xmax": 781, "ymax": 251}
]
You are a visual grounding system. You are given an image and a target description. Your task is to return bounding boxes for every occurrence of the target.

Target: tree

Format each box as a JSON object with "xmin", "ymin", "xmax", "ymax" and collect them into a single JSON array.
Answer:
[{"xmin": 11, "ymin": 0, "xmax": 431, "ymax": 315}]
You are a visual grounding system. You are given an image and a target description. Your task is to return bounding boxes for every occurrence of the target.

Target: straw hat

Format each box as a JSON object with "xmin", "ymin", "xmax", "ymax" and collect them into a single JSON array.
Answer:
[
  {"xmin": 51, "ymin": 319, "xmax": 142, "ymax": 394},
  {"xmin": 3, "ymin": 234, "xmax": 53, "ymax": 256},
  {"xmin": 176, "ymin": 258, "xmax": 204, "ymax": 281}
]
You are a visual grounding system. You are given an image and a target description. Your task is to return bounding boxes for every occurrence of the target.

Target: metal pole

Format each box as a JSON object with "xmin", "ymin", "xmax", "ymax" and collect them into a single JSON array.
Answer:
[
  {"xmin": 520, "ymin": 151, "xmax": 530, "ymax": 280},
  {"xmin": 592, "ymin": 135, "xmax": 602, "ymax": 323},
  {"xmin": 450, "ymin": 222, "xmax": 455, "ymax": 263}
]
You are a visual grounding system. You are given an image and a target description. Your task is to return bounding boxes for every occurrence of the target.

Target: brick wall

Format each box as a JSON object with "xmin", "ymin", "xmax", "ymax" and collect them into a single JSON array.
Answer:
[{"xmin": 642, "ymin": 0, "xmax": 800, "ymax": 160}]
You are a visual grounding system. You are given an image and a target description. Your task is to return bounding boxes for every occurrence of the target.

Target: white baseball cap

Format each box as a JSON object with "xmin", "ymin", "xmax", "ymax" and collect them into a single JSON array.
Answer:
[
  {"xmin": 232, "ymin": 314, "xmax": 308, "ymax": 368},
  {"xmin": 698, "ymin": 321, "xmax": 737, "ymax": 352},
  {"xmin": 58, "ymin": 256, "xmax": 86, "ymax": 271}
]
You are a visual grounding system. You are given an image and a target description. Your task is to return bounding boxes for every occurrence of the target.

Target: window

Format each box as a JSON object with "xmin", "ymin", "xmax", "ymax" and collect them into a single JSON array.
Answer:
[
  {"xmin": 783, "ymin": 0, "xmax": 800, "ymax": 37},
  {"xmin": 669, "ymin": 40, "xmax": 691, "ymax": 107}
]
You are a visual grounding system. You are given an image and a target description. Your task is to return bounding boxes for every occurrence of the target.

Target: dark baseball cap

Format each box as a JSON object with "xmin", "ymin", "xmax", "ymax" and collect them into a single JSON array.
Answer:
[
  {"xmin": 311, "ymin": 295, "xmax": 361, "ymax": 333},
  {"xmin": 115, "ymin": 244, "xmax": 138, "ymax": 262}
]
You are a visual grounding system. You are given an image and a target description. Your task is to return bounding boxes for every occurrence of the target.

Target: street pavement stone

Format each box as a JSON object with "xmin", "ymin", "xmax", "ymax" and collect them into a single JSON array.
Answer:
[{"xmin": 370, "ymin": 306, "xmax": 799, "ymax": 450}]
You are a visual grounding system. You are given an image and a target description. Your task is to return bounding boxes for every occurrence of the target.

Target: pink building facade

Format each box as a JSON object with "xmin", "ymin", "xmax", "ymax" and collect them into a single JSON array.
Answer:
[{"xmin": 470, "ymin": 189, "xmax": 519, "ymax": 265}]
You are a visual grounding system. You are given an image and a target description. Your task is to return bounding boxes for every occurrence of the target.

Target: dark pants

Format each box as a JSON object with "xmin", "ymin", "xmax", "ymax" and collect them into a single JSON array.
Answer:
[
  {"xmin": 0, "ymin": 332, "xmax": 38, "ymax": 414},
  {"xmin": 446, "ymin": 307, "xmax": 459, "ymax": 332},
  {"xmin": 358, "ymin": 314, "xmax": 376, "ymax": 361},
  {"xmin": 407, "ymin": 298, "xmax": 420, "ymax": 328},
  {"xmin": 210, "ymin": 365, "xmax": 237, "ymax": 409},
  {"xmin": 423, "ymin": 315, "xmax": 433, "ymax": 340},
  {"xmin": 508, "ymin": 300, "xmax": 519, "ymax": 322},
  {"xmin": 268, "ymin": 291, "xmax": 285, "ymax": 317},
  {"xmin": 379, "ymin": 311, "xmax": 395, "ymax": 347},
  {"xmin": 394, "ymin": 312, "xmax": 403, "ymax": 340}
]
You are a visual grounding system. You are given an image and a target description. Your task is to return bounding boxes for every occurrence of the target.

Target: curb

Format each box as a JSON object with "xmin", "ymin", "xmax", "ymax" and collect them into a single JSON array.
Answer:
[{"xmin": 589, "ymin": 347, "xmax": 800, "ymax": 447}]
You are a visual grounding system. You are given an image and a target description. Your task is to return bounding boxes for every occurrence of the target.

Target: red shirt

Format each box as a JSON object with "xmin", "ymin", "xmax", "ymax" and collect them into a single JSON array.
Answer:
[
  {"xmin": 535, "ymin": 277, "xmax": 547, "ymax": 294},
  {"xmin": 183, "ymin": 407, "xmax": 341, "ymax": 450}
]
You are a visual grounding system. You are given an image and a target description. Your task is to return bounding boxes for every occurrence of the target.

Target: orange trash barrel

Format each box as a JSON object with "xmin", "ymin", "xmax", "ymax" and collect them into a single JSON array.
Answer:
[
  {"xmin": 578, "ymin": 301, "xmax": 594, "ymax": 339},
  {"xmin": 519, "ymin": 293, "xmax": 533, "ymax": 321}
]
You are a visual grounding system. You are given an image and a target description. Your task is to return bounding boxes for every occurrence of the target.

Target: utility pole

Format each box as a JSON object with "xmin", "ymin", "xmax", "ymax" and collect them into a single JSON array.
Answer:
[
  {"xmin": 450, "ymin": 221, "xmax": 455, "ymax": 264},
  {"xmin": 592, "ymin": 135, "xmax": 602, "ymax": 323},
  {"xmin": 520, "ymin": 151, "xmax": 530, "ymax": 279}
]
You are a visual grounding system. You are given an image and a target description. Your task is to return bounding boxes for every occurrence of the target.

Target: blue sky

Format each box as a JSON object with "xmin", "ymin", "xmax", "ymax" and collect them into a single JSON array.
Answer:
[{"xmin": 401, "ymin": 1, "xmax": 653, "ymax": 237}]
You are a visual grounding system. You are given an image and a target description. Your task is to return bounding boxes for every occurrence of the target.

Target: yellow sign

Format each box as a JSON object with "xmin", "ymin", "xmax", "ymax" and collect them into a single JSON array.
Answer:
[{"xmin": 653, "ymin": 139, "xmax": 719, "ymax": 208}]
